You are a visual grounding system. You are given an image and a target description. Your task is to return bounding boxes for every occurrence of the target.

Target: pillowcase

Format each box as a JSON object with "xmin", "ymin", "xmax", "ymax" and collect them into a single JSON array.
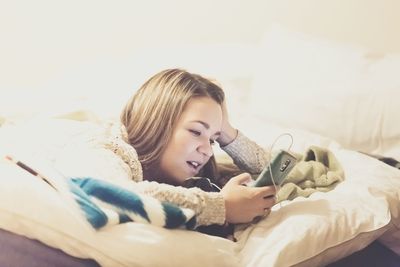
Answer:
[
  {"xmin": 249, "ymin": 24, "xmax": 400, "ymax": 159},
  {"xmin": 234, "ymin": 148, "xmax": 400, "ymax": 266}
]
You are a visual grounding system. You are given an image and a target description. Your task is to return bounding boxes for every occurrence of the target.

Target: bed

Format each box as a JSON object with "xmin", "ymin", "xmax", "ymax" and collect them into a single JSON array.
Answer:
[
  {"xmin": 0, "ymin": 228, "xmax": 100, "ymax": 267},
  {"xmin": 0, "ymin": 25, "xmax": 399, "ymax": 267}
]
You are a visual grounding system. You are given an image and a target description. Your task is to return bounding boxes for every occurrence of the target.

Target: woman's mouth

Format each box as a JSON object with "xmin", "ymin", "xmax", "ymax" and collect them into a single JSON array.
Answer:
[{"xmin": 187, "ymin": 161, "xmax": 201, "ymax": 173}]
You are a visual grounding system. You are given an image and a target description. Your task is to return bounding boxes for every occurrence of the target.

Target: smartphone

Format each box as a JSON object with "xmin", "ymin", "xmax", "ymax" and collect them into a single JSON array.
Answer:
[{"xmin": 251, "ymin": 150, "xmax": 297, "ymax": 187}]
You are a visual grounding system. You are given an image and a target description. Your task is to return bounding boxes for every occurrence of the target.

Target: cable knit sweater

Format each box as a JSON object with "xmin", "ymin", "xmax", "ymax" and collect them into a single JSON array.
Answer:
[{"xmin": 104, "ymin": 122, "xmax": 268, "ymax": 226}]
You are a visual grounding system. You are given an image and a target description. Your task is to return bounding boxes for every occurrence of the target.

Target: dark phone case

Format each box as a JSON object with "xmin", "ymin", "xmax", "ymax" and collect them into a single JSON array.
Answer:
[{"xmin": 252, "ymin": 150, "xmax": 297, "ymax": 187}]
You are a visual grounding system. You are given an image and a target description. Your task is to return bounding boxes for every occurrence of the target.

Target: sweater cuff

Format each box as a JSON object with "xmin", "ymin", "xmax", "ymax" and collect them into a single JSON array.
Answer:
[
  {"xmin": 220, "ymin": 130, "xmax": 245, "ymax": 154},
  {"xmin": 220, "ymin": 131, "xmax": 268, "ymax": 174},
  {"xmin": 197, "ymin": 192, "xmax": 226, "ymax": 226}
]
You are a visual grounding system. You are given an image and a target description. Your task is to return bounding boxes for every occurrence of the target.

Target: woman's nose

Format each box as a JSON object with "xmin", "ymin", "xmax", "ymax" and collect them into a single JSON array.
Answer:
[{"xmin": 198, "ymin": 140, "xmax": 213, "ymax": 157}]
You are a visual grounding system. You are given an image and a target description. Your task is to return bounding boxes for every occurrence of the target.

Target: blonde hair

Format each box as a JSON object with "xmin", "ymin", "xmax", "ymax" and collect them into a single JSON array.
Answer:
[{"xmin": 121, "ymin": 69, "xmax": 225, "ymax": 182}]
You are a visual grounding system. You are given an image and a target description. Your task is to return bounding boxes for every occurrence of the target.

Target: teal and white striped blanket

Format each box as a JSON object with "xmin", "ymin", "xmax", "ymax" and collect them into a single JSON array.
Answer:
[{"xmin": 68, "ymin": 177, "xmax": 197, "ymax": 230}]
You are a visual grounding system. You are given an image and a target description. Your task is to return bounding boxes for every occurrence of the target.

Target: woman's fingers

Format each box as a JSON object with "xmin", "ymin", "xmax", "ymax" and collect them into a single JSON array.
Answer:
[
  {"xmin": 263, "ymin": 208, "xmax": 271, "ymax": 217},
  {"xmin": 255, "ymin": 188, "xmax": 277, "ymax": 215},
  {"xmin": 255, "ymin": 185, "xmax": 277, "ymax": 198},
  {"xmin": 222, "ymin": 176, "xmax": 278, "ymax": 224},
  {"xmin": 263, "ymin": 194, "xmax": 276, "ymax": 208}
]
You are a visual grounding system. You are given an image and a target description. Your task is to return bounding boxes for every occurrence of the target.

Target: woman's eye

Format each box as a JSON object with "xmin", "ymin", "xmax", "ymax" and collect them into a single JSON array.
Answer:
[
  {"xmin": 209, "ymin": 139, "xmax": 216, "ymax": 145},
  {"xmin": 189, "ymin": 129, "xmax": 201, "ymax": 136}
]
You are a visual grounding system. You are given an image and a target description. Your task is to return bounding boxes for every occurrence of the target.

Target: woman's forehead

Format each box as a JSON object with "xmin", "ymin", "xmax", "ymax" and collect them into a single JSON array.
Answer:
[{"xmin": 179, "ymin": 97, "xmax": 222, "ymax": 128}]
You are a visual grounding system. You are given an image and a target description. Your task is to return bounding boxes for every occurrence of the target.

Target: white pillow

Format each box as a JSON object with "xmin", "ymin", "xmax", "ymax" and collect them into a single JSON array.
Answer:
[
  {"xmin": 218, "ymin": 116, "xmax": 400, "ymax": 265},
  {"xmin": 235, "ymin": 148, "xmax": 400, "ymax": 266},
  {"xmin": 0, "ymin": 161, "xmax": 239, "ymax": 267},
  {"xmin": 249, "ymin": 25, "xmax": 400, "ymax": 159}
]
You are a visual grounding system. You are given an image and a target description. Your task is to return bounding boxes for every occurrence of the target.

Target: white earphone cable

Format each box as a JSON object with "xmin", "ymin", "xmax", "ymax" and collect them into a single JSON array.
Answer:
[{"xmin": 267, "ymin": 133, "xmax": 294, "ymax": 197}]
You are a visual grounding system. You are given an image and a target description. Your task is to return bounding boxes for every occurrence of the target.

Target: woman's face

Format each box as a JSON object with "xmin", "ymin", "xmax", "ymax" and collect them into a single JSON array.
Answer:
[{"xmin": 158, "ymin": 97, "xmax": 222, "ymax": 185}]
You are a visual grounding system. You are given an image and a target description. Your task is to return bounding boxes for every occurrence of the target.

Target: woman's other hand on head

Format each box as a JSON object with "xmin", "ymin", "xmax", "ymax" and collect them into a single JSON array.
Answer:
[
  {"xmin": 220, "ymin": 173, "xmax": 276, "ymax": 224},
  {"xmin": 216, "ymin": 100, "xmax": 238, "ymax": 146}
]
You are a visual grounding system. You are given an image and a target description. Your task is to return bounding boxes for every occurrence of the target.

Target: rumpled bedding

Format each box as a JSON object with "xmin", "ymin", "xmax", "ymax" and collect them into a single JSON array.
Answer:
[
  {"xmin": 0, "ymin": 119, "xmax": 196, "ymax": 229},
  {"xmin": 277, "ymin": 145, "xmax": 345, "ymax": 202},
  {"xmin": 0, "ymin": 119, "xmax": 239, "ymax": 267},
  {"xmin": 1, "ymin": 118, "xmax": 399, "ymax": 267}
]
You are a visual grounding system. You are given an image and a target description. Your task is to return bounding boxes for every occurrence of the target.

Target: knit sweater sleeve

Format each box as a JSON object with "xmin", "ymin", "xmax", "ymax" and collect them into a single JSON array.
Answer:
[
  {"xmin": 129, "ymin": 181, "xmax": 226, "ymax": 226},
  {"xmin": 220, "ymin": 131, "xmax": 269, "ymax": 174},
  {"xmin": 104, "ymin": 121, "xmax": 226, "ymax": 226}
]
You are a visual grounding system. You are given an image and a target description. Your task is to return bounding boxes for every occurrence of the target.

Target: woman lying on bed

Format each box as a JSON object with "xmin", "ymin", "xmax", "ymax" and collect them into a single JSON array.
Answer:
[{"xmin": 104, "ymin": 68, "xmax": 275, "ymax": 229}]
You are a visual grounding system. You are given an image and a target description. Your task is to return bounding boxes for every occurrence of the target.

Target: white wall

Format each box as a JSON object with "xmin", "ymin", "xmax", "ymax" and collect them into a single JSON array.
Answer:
[{"xmin": 1, "ymin": 0, "xmax": 399, "ymax": 119}]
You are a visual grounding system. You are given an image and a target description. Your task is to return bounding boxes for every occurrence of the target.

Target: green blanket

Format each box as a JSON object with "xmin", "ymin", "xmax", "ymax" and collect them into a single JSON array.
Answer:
[{"xmin": 277, "ymin": 146, "xmax": 344, "ymax": 202}]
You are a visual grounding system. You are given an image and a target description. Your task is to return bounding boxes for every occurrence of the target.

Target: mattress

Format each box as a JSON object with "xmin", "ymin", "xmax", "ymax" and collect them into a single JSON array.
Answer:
[
  {"xmin": 327, "ymin": 241, "xmax": 400, "ymax": 267},
  {"xmin": 0, "ymin": 228, "xmax": 100, "ymax": 267}
]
